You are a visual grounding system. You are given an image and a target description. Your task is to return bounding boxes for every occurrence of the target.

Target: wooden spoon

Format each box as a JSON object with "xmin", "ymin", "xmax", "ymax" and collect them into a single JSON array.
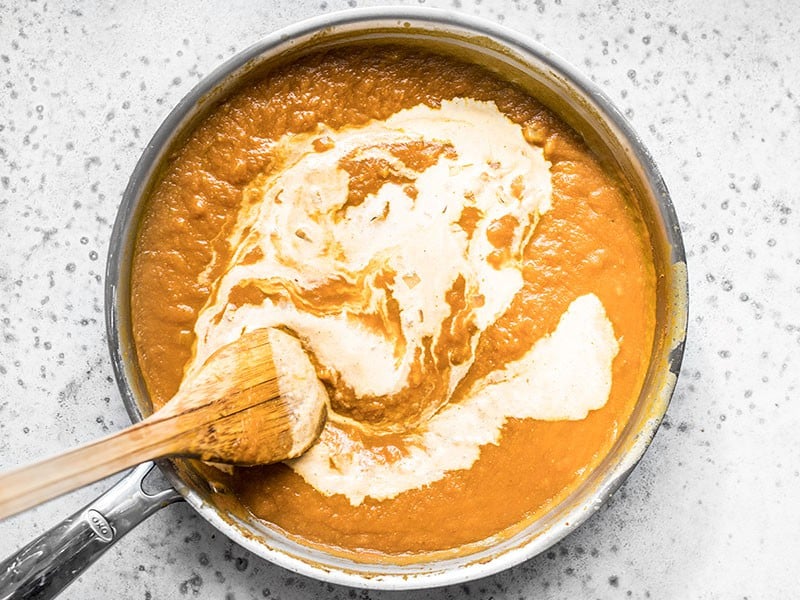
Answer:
[{"xmin": 0, "ymin": 327, "xmax": 328, "ymax": 521}]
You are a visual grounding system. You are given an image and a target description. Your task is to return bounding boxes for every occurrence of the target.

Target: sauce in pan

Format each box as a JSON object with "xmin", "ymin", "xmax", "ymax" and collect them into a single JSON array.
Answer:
[{"xmin": 131, "ymin": 44, "xmax": 656, "ymax": 557}]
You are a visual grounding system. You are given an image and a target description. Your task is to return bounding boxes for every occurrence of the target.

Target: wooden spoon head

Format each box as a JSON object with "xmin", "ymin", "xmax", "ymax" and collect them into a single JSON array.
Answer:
[{"xmin": 159, "ymin": 328, "xmax": 328, "ymax": 465}]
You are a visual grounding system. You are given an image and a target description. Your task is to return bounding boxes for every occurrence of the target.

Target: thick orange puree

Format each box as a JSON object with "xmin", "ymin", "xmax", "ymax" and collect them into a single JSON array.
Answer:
[{"xmin": 131, "ymin": 44, "xmax": 656, "ymax": 557}]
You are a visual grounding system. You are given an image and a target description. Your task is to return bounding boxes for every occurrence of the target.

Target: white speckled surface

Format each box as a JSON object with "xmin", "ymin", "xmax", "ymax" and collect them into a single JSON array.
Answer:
[{"xmin": 1, "ymin": 0, "xmax": 798, "ymax": 598}]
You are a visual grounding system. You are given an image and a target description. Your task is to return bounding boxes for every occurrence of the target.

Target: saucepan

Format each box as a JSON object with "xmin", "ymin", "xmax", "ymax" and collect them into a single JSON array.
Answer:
[{"xmin": 0, "ymin": 7, "xmax": 687, "ymax": 598}]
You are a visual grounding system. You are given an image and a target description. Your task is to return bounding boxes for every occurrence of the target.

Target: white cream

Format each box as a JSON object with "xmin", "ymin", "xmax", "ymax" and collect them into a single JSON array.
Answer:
[
  {"xmin": 184, "ymin": 98, "xmax": 619, "ymax": 505},
  {"xmin": 288, "ymin": 293, "xmax": 619, "ymax": 505},
  {"xmin": 186, "ymin": 98, "xmax": 552, "ymax": 406}
]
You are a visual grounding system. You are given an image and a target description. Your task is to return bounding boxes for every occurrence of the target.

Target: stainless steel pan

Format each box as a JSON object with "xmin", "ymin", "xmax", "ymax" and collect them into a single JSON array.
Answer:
[{"xmin": 0, "ymin": 8, "xmax": 688, "ymax": 598}]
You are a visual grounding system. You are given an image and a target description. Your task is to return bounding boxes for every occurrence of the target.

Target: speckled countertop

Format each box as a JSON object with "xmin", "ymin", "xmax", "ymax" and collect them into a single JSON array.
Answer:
[{"xmin": 1, "ymin": 0, "xmax": 798, "ymax": 598}]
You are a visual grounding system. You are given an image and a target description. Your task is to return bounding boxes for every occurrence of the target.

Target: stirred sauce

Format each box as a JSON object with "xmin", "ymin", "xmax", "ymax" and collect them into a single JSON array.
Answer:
[{"xmin": 131, "ymin": 45, "xmax": 656, "ymax": 558}]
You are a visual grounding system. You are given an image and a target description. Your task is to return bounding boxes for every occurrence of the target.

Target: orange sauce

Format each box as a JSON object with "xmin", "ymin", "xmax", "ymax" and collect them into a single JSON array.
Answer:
[{"xmin": 131, "ymin": 44, "xmax": 655, "ymax": 557}]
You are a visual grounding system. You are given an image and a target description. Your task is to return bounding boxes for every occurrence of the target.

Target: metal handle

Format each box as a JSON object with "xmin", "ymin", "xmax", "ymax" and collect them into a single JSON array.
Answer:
[{"xmin": 0, "ymin": 462, "xmax": 182, "ymax": 600}]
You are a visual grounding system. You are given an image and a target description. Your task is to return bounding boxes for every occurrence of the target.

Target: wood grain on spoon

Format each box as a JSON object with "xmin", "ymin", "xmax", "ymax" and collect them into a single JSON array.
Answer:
[{"xmin": 0, "ymin": 328, "xmax": 328, "ymax": 521}]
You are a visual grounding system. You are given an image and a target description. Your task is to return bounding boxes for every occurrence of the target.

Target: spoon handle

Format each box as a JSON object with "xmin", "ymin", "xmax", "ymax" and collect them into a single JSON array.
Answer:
[{"xmin": 0, "ymin": 417, "xmax": 179, "ymax": 521}]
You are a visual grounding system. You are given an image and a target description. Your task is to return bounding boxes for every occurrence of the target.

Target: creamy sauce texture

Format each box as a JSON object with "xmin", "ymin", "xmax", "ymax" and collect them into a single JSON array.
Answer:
[
  {"xmin": 189, "ymin": 99, "xmax": 552, "ymax": 427},
  {"xmin": 185, "ymin": 98, "xmax": 617, "ymax": 504},
  {"xmin": 290, "ymin": 293, "xmax": 617, "ymax": 505},
  {"xmin": 130, "ymin": 44, "xmax": 656, "ymax": 557}
]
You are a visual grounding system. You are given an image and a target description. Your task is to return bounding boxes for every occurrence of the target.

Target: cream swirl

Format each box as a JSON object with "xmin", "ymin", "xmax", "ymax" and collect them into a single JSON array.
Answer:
[
  {"xmin": 289, "ymin": 293, "xmax": 618, "ymax": 505},
  {"xmin": 187, "ymin": 98, "xmax": 552, "ymax": 432},
  {"xmin": 184, "ymin": 98, "xmax": 619, "ymax": 504}
]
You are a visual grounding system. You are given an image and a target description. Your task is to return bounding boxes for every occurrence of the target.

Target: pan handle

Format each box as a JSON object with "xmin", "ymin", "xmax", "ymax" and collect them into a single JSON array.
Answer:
[{"xmin": 0, "ymin": 461, "xmax": 182, "ymax": 600}]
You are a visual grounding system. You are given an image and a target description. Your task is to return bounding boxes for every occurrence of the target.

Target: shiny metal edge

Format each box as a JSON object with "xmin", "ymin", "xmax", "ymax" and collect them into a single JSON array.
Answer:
[{"xmin": 104, "ymin": 6, "xmax": 688, "ymax": 591}]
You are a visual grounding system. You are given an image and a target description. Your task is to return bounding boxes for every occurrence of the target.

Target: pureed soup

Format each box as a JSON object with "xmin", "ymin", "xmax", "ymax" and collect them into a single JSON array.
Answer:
[{"xmin": 131, "ymin": 44, "xmax": 656, "ymax": 559}]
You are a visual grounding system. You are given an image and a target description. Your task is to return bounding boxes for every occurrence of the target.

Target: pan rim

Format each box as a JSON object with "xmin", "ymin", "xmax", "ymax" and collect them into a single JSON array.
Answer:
[{"xmin": 104, "ymin": 6, "xmax": 688, "ymax": 590}]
